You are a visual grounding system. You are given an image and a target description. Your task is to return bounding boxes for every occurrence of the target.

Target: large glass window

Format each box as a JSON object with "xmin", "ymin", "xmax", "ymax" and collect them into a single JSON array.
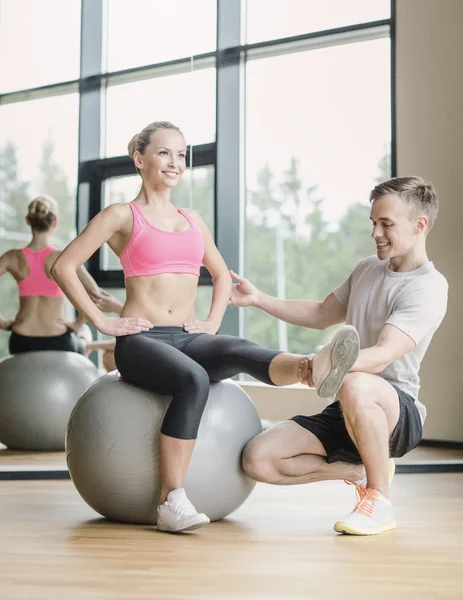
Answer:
[
  {"xmin": 244, "ymin": 38, "xmax": 391, "ymax": 356},
  {"xmin": 246, "ymin": 0, "xmax": 390, "ymax": 44},
  {"xmin": 105, "ymin": 0, "xmax": 217, "ymax": 73},
  {"xmin": 0, "ymin": 94, "xmax": 80, "ymax": 246},
  {"xmin": 105, "ymin": 68, "xmax": 216, "ymax": 157},
  {"xmin": 0, "ymin": 2, "xmax": 392, "ymax": 364},
  {"xmin": 0, "ymin": 0, "xmax": 81, "ymax": 93}
]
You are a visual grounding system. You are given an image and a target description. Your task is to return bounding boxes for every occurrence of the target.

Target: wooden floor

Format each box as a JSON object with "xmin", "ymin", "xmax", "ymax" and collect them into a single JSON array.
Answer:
[
  {"xmin": 0, "ymin": 474, "xmax": 462, "ymax": 599},
  {"xmin": 1, "ymin": 443, "xmax": 462, "ymax": 469}
]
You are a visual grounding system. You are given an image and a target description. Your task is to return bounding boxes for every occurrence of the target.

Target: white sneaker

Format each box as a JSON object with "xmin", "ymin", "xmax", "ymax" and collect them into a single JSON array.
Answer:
[
  {"xmin": 310, "ymin": 325, "xmax": 360, "ymax": 398},
  {"xmin": 157, "ymin": 488, "xmax": 210, "ymax": 533},
  {"xmin": 333, "ymin": 489, "xmax": 396, "ymax": 536}
]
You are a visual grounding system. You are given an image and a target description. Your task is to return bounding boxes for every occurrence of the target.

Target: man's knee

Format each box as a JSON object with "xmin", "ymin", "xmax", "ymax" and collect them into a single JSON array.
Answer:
[
  {"xmin": 338, "ymin": 372, "xmax": 374, "ymax": 410},
  {"xmin": 242, "ymin": 436, "xmax": 279, "ymax": 483},
  {"xmin": 339, "ymin": 372, "xmax": 400, "ymax": 428}
]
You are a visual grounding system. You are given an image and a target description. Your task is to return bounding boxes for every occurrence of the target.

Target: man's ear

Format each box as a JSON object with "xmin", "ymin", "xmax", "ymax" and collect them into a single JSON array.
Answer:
[{"xmin": 415, "ymin": 215, "xmax": 428, "ymax": 234}]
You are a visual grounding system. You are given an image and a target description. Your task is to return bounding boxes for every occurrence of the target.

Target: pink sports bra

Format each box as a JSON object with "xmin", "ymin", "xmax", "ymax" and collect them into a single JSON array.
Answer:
[
  {"xmin": 17, "ymin": 246, "xmax": 64, "ymax": 297},
  {"xmin": 120, "ymin": 202, "xmax": 205, "ymax": 279}
]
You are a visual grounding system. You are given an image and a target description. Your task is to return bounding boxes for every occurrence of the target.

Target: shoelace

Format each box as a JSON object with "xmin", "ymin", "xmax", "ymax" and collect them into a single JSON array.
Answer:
[
  {"xmin": 345, "ymin": 480, "xmax": 367, "ymax": 502},
  {"xmin": 167, "ymin": 498, "xmax": 197, "ymax": 517},
  {"xmin": 353, "ymin": 490, "xmax": 379, "ymax": 517}
]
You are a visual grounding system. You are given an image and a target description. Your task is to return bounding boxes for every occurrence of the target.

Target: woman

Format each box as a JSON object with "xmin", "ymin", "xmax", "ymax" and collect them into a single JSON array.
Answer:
[
  {"xmin": 52, "ymin": 121, "xmax": 359, "ymax": 533},
  {"xmin": 0, "ymin": 195, "xmax": 106, "ymax": 354}
]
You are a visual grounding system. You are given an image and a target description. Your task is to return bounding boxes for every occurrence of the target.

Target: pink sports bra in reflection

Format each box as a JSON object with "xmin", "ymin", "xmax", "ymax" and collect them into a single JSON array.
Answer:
[
  {"xmin": 119, "ymin": 202, "xmax": 205, "ymax": 279},
  {"xmin": 17, "ymin": 247, "xmax": 64, "ymax": 297}
]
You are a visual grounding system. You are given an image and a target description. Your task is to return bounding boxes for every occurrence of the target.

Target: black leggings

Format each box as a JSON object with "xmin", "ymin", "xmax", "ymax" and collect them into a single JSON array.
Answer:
[
  {"xmin": 9, "ymin": 330, "xmax": 85, "ymax": 355},
  {"xmin": 114, "ymin": 327, "xmax": 282, "ymax": 440}
]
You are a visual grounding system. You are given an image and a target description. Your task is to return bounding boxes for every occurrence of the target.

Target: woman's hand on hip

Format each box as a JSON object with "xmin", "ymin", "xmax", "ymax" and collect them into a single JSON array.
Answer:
[
  {"xmin": 98, "ymin": 316, "xmax": 153, "ymax": 337},
  {"xmin": 0, "ymin": 318, "xmax": 13, "ymax": 331},
  {"xmin": 184, "ymin": 318, "xmax": 220, "ymax": 335}
]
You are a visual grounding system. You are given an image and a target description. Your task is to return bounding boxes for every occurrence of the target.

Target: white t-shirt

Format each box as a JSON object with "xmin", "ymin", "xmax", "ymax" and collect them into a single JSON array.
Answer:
[{"xmin": 333, "ymin": 255, "xmax": 448, "ymax": 423}]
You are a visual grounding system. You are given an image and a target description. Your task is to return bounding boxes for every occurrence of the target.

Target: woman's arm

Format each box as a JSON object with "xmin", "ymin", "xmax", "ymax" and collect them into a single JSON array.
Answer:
[
  {"xmin": 0, "ymin": 251, "xmax": 15, "ymax": 329},
  {"xmin": 0, "ymin": 250, "xmax": 11, "ymax": 278},
  {"xmin": 76, "ymin": 264, "xmax": 105, "ymax": 298},
  {"xmin": 51, "ymin": 205, "xmax": 152, "ymax": 336},
  {"xmin": 51, "ymin": 250, "xmax": 109, "ymax": 330},
  {"xmin": 90, "ymin": 290, "xmax": 124, "ymax": 315},
  {"xmin": 183, "ymin": 209, "xmax": 232, "ymax": 334}
]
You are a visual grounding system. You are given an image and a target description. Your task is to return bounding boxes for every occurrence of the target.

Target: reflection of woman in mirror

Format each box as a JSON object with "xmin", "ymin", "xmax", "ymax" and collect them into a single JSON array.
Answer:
[
  {"xmin": 52, "ymin": 121, "xmax": 357, "ymax": 533},
  {"xmin": 0, "ymin": 195, "xmax": 106, "ymax": 355}
]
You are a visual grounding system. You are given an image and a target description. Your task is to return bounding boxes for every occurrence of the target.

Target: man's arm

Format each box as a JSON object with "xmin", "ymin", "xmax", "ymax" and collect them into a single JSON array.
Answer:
[
  {"xmin": 350, "ymin": 324, "xmax": 415, "ymax": 374},
  {"xmin": 229, "ymin": 270, "xmax": 346, "ymax": 330},
  {"xmin": 256, "ymin": 292, "xmax": 346, "ymax": 330}
]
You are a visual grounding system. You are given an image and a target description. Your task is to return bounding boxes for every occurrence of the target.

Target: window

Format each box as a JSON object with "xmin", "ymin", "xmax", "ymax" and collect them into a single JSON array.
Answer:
[
  {"xmin": 105, "ymin": 0, "xmax": 217, "ymax": 73},
  {"xmin": 0, "ymin": 0, "xmax": 81, "ymax": 93},
  {"xmin": 0, "ymin": 94, "xmax": 80, "ymax": 246},
  {"xmin": 104, "ymin": 68, "xmax": 216, "ymax": 158},
  {"xmin": 244, "ymin": 38, "xmax": 391, "ymax": 356},
  {"xmin": 246, "ymin": 0, "xmax": 390, "ymax": 44}
]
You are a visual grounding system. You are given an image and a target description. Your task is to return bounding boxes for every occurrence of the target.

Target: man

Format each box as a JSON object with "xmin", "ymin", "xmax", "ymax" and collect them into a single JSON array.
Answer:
[{"xmin": 230, "ymin": 176, "xmax": 448, "ymax": 536}]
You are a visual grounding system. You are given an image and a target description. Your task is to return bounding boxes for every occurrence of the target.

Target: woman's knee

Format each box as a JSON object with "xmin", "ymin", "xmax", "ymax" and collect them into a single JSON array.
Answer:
[
  {"xmin": 178, "ymin": 364, "xmax": 210, "ymax": 398},
  {"xmin": 161, "ymin": 365, "xmax": 210, "ymax": 439}
]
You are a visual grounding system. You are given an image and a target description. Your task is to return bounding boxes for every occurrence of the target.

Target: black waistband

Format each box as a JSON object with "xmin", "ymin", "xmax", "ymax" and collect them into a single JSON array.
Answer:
[{"xmin": 145, "ymin": 326, "xmax": 185, "ymax": 333}]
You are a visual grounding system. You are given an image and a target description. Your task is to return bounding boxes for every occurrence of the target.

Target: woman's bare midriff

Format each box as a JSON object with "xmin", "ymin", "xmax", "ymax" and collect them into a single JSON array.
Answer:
[
  {"xmin": 12, "ymin": 296, "xmax": 68, "ymax": 337},
  {"xmin": 122, "ymin": 273, "xmax": 199, "ymax": 326}
]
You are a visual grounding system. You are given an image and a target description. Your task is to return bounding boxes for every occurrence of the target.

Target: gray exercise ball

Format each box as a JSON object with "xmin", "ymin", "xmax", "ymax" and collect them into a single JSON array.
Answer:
[
  {"xmin": 0, "ymin": 351, "xmax": 99, "ymax": 451},
  {"xmin": 66, "ymin": 373, "xmax": 262, "ymax": 524}
]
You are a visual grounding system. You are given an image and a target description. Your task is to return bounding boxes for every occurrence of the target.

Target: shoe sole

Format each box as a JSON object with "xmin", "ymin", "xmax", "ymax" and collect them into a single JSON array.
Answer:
[
  {"xmin": 157, "ymin": 517, "xmax": 210, "ymax": 533},
  {"xmin": 333, "ymin": 521, "xmax": 396, "ymax": 536},
  {"xmin": 318, "ymin": 326, "xmax": 360, "ymax": 398}
]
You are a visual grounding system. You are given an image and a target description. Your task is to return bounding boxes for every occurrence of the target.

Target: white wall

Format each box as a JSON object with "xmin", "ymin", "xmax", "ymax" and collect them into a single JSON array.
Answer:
[{"xmin": 396, "ymin": 0, "xmax": 463, "ymax": 441}]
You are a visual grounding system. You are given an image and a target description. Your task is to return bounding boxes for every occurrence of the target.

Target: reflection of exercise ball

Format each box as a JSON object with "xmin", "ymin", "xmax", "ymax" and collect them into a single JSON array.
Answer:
[
  {"xmin": 0, "ymin": 351, "xmax": 99, "ymax": 451},
  {"xmin": 66, "ymin": 373, "xmax": 262, "ymax": 524}
]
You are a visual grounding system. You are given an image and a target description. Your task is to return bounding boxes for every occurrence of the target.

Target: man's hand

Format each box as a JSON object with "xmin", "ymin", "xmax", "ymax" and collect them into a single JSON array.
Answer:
[
  {"xmin": 229, "ymin": 270, "xmax": 260, "ymax": 308},
  {"xmin": 298, "ymin": 357, "xmax": 315, "ymax": 387}
]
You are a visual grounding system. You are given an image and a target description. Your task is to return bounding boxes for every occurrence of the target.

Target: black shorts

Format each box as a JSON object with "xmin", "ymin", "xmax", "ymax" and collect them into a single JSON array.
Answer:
[
  {"xmin": 291, "ymin": 385, "xmax": 423, "ymax": 464},
  {"xmin": 9, "ymin": 330, "xmax": 85, "ymax": 355}
]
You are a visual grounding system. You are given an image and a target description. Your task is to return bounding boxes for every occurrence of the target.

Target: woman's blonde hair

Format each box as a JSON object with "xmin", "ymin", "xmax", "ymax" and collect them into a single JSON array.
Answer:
[
  {"xmin": 27, "ymin": 195, "xmax": 59, "ymax": 232},
  {"xmin": 128, "ymin": 121, "xmax": 184, "ymax": 174}
]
